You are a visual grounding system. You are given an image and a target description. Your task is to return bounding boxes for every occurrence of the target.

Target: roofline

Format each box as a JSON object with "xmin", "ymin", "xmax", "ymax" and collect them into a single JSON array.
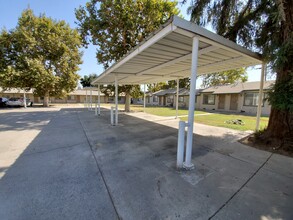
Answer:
[
  {"xmin": 172, "ymin": 16, "xmax": 262, "ymax": 61},
  {"xmin": 92, "ymin": 15, "xmax": 262, "ymax": 85}
]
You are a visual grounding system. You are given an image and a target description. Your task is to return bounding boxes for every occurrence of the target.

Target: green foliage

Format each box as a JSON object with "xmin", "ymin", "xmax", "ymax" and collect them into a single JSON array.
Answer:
[
  {"xmin": 200, "ymin": 68, "xmax": 248, "ymax": 88},
  {"xmin": 148, "ymin": 82, "xmax": 168, "ymax": 92},
  {"xmin": 147, "ymin": 78, "xmax": 190, "ymax": 92},
  {"xmin": 184, "ymin": 0, "xmax": 293, "ymax": 140},
  {"xmin": 101, "ymin": 84, "xmax": 142, "ymax": 98},
  {"xmin": 75, "ymin": 0, "xmax": 179, "ymax": 105},
  {"xmin": 268, "ymin": 73, "xmax": 293, "ymax": 112},
  {"xmin": 75, "ymin": 0, "xmax": 179, "ymax": 68},
  {"xmin": 166, "ymin": 78, "xmax": 190, "ymax": 89},
  {"xmin": 0, "ymin": 9, "xmax": 82, "ymax": 100},
  {"xmin": 80, "ymin": 73, "xmax": 98, "ymax": 87}
]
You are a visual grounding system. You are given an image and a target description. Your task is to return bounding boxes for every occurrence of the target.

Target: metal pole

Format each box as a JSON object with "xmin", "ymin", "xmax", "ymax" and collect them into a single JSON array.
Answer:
[
  {"xmin": 86, "ymin": 89, "xmax": 88, "ymax": 110},
  {"xmin": 115, "ymin": 75, "xmax": 118, "ymax": 125},
  {"xmin": 23, "ymin": 92, "xmax": 27, "ymax": 108},
  {"xmin": 176, "ymin": 77, "xmax": 179, "ymax": 119},
  {"xmin": 143, "ymin": 84, "xmax": 146, "ymax": 112},
  {"xmin": 90, "ymin": 89, "xmax": 93, "ymax": 110},
  {"xmin": 184, "ymin": 37, "xmax": 199, "ymax": 170},
  {"xmin": 256, "ymin": 62, "xmax": 266, "ymax": 131},
  {"xmin": 95, "ymin": 90, "xmax": 98, "ymax": 116},
  {"xmin": 98, "ymin": 84, "xmax": 101, "ymax": 116},
  {"xmin": 110, "ymin": 106, "xmax": 114, "ymax": 125},
  {"xmin": 177, "ymin": 121, "xmax": 185, "ymax": 169}
]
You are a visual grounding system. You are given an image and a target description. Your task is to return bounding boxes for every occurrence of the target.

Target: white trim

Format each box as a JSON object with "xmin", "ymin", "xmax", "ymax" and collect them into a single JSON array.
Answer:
[
  {"xmin": 256, "ymin": 62, "xmax": 265, "ymax": 131},
  {"xmin": 93, "ymin": 23, "xmax": 177, "ymax": 84}
]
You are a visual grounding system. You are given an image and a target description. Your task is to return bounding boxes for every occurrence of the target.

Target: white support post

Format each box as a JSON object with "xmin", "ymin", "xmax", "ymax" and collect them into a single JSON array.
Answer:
[
  {"xmin": 143, "ymin": 84, "xmax": 146, "ymax": 112},
  {"xmin": 110, "ymin": 106, "xmax": 114, "ymax": 125},
  {"xmin": 90, "ymin": 89, "xmax": 93, "ymax": 110},
  {"xmin": 95, "ymin": 94, "xmax": 98, "ymax": 116},
  {"xmin": 85, "ymin": 89, "xmax": 88, "ymax": 110},
  {"xmin": 98, "ymin": 84, "xmax": 101, "ymax": 116},
  {"xmin": 115, "ymin": 75, "xmax": 118, "ymax": 125},
  {"xmin": 256, "ymin": 62, "xmax": 266, "ymax": 131},
  {"xmin": 177, "ymin": 121, "xmax": 186, "ymax": 169},
  {"xmin": 184, "ymin": 37, "xmax": 199, "ymax": 170},
  {"xmin": 23, "ymin": 92, "xmax": 27, "ymax": 108},
  {"xmin": 176, "ymin": 77, "xmax": 179, "ymax": 119}
]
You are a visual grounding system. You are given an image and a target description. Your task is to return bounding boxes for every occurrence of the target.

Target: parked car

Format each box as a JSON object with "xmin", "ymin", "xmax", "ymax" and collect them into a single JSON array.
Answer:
[
  {"xmin": 0, "ymin": 97, "xmax": 8, "ymax": 107},
  {"xmin": 6, "ymin": 98, "xmax": 33, "ymax": 107}
]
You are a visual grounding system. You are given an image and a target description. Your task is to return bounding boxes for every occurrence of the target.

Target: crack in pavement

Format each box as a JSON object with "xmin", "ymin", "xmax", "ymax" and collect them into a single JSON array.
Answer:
[
  {"xmin": 77, "ymin": 111, "xmax": 121, "ymax": 220},
  {"xmin": 208, "ymin": 152, "xmax": 274, "ymax": 219}
]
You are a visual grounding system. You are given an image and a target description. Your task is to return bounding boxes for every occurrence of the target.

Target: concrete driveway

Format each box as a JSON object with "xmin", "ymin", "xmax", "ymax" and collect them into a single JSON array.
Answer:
[{"xmin": 0, "ymin": 106, "xmax": 292, "ymax": 220}]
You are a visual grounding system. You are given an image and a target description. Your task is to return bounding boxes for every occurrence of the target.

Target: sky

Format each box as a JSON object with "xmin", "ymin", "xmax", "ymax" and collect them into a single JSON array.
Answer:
[{"xmin": 0, "ymin": 0, "xmax": 266, "ymax": 88}]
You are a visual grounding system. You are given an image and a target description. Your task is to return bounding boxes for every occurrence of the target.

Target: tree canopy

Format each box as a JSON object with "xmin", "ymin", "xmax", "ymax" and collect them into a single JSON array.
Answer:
[
  {"xmin": 185, "ymin": 0, "xmax": 293, "ymax": 142},
  {"xmin": 80, "ymin": 73, "xmax": 98, "ymax": 88},
  {"xmin": 148, "ymin": 78, "xmax": 190, "ymax": 93},
  {"xmin": 75, "ymin": 0, "xmax": 179, "ymax": 68},
  {"xmin": 200, "ymin": 68, "xmax": 248, "ymax": 88},
  {"xmin": 0, "ymin": 9, "xmax": 82, "ymax": 106},
  {"xmin": 75, "ymin": 0, "xmax": 179, "ymax": 111}
]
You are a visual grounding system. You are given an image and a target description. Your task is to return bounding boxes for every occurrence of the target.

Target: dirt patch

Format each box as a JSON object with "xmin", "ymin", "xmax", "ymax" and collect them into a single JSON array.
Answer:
[{"xmin": 239, "ymin": 134, "xmax": 293, "ymax": 157}]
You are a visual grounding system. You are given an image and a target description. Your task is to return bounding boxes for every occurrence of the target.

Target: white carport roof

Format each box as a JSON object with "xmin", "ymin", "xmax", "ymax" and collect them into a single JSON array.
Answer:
[{"xmin": 92, "ymin": 16, "xmax": 262, "ymax": 85}]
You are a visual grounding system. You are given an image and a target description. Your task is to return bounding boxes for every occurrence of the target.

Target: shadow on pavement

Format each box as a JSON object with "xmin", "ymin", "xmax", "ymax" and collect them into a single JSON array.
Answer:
[{"xmin": 0, "ymin": 107, "xmax": 292, "ymax": 220}]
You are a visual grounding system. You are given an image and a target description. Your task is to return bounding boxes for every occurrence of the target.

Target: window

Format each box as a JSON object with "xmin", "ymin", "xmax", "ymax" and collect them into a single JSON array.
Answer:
[
  {"xmin": 203, "ymin": 94, "xmax": 215, "ymax": 105},
  {"xmin": 167, "ymin": 96, "xmax": 174, "ymax": 103},
  {"xmin": 153, "ymin": 96, "xmax": 158, "ymax": 102},
  {"xmin": 179, "ymin": 96, "xmax": 184, "ymax": 103},
  {"xmin": 244, "ymin": 92, "xmax": 264, "ymax": 106},
  {"xmin": 67, "ymin": 95, "xmax": 75, "ymax": 100}
]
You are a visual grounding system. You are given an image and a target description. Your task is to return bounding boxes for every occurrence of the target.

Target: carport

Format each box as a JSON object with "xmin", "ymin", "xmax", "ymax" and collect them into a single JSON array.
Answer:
[{"xmin": 92, "ymin": 15, "xmax": 264, "ymax": 169}]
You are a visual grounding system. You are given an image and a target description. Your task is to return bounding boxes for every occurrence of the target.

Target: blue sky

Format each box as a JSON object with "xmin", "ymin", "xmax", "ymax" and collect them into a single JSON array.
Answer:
[{"xmin": 0, "ymin": 0, "xmax": 264, "ymax": 87}]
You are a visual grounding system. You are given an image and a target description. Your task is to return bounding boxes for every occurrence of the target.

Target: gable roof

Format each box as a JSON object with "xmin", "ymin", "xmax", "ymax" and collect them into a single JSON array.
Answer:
[{"xmin": 201, "ymin": 81, "xmax": 274, "ymax": 94}]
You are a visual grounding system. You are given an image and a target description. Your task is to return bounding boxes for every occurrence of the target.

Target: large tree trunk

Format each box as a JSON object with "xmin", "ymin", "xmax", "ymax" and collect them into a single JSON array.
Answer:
[
  {"xmin": 43, "ymin": 91, "xmax": 50, "ymax": 107},
  {"xmin": 261, "ymin": 0, "xmax": 293, "ymax": 147},
  {"xmin": 125, "ymin": 92, "xmax": 130, "ymax": 112}
]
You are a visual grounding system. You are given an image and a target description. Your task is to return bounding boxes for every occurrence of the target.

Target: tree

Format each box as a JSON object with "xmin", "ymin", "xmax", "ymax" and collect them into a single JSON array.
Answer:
[
  {"xmin": 200, "ymin": 68, "xmax": 248, "ymax": 88},
  {"xmin": 0, "ymin": 9, "xmax": 82, "ymax": 106},
  {"xmin": 148, "ymin": 77, "xmax": 190, "ymax": 92},
  {"xmin": 75, "ymin": 0, "xmax": 179, "ymax": 111},
  {"xmin": 184, "ymin": 0, "xmax": 293, "ymax": 145},
  {"xmin": 80, "ymin": 73, "xmax": 98, "ymax": 87},
  {"xmin": 165, "ymin": 78, "xmax": 190, "ymax": 89}
]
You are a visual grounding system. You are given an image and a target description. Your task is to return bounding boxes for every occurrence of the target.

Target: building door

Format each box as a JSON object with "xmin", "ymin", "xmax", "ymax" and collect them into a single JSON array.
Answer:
[
  {"xmin": 218, "ymin": 95, "xmax": 225, "ymax": 109},
  {"xmin": 76, "ymin": 95, "xmax": 80, "ymax": 103},
  {"xmin": 159, "ymin": 97, "xmax": 163, "ymax": 106},
  {"xmin": 230, "ymin": 94, "xmax": 238, "ymax": 110}
]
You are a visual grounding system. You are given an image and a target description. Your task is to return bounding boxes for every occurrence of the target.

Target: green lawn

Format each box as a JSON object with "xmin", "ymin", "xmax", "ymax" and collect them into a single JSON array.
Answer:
[
  {"xmin": 181, "ymin": 114, "xmax": 269, "ymax": 131},
  {"xmin": 100, "ymin": 104, "xmax": 269, "ymax": 131},
  {"xmin": 100, "ymin": 104, "xmax": 207, "ymax": 116}
]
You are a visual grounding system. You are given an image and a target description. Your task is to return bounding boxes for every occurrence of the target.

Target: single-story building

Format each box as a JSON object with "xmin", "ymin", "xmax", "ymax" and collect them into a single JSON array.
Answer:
[
  {"xmin": 198, "ymin": 81, "xmax": 274, "ymax": 115},
  {"xmin": 0, "ymin": 88, "xmax": 113, "ymax": 104},
  {"xmin": 145, "ymin": 81, "xmax": 274, "ymax": 115},
  {"xmin": 148, "ymin": 88, "xmax": 202, "ymax": 108}
]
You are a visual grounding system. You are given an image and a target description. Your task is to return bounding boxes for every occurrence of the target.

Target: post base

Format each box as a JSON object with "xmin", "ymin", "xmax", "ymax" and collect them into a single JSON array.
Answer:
[{"xmin": 183, "ymin": 162, "xmax": 194, "ymax": 170}]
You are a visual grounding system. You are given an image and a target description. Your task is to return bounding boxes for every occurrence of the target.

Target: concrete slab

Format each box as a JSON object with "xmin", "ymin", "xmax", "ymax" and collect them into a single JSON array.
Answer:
[
  {"xmin": 1, "ymin": 106, "xmax": 292, "ymax": 219},
  {"xmin": 0, "ymin": 108, "xmax": 118, "ymax": 220},
  {"xmin": 80, "ymin": 109, "xmax": 293, "ymax": 220}
]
